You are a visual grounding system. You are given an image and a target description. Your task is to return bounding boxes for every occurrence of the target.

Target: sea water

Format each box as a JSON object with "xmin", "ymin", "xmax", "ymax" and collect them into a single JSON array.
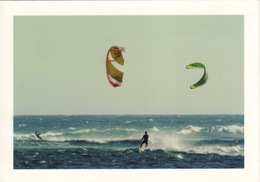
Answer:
[{"xmin": 14, "ymin": 115, "xmax": 244, "ymax": 169}]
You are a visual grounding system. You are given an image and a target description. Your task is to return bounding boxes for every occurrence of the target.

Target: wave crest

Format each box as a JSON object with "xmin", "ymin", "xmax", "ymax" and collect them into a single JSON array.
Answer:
[
  {"xmin": 177, "ymin": 125, "xmax": 203, "ymax": 135},
  {"xmin": 210, "ymin": 125, "xmax": 244, "ymax": 134},
  {"xmin": 187, "ymin": 145, "xmax": 244, "ymax": 156}
]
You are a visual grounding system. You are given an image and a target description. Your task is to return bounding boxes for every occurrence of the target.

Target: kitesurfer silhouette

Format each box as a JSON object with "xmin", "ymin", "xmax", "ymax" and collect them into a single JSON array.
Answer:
[
  {"xmin": 140, "ymin": 131, "xmax": 149, "ymax": 148},
  {"xmin": 35, "ymin": 131, "xmax": 42, "ymax": 140}
]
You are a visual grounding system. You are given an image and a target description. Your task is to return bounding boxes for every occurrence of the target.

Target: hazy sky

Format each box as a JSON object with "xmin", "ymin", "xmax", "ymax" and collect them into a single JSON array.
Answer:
[{"xmin": 14, "ymin": 16, "xmax": 244, "ymax": 115}]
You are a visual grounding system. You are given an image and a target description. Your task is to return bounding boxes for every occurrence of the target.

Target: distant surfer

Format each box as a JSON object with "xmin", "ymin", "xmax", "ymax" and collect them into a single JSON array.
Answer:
[
  {"xmin": 35, "ymin": 131, "xmax": 42, "ymax": 140},
  {"xmin": 140, "ymin": 131, "xmax": 149, "ymax": 148}
]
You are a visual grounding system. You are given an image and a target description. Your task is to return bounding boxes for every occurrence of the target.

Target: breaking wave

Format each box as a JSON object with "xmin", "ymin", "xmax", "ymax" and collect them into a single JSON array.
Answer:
[
  {"xmin": 177, "ymin": 125, "xmax": 203, "ymax": 135},
  {"xmin": 210, "ymin": 125, "xmax": 244, "ymax": 134}
]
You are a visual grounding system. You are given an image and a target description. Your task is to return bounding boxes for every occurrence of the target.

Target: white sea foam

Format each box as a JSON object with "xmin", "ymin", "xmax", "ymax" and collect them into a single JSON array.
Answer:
[
  {"xmin": 112, "ymin": 128, "xmax": 138, "ymax": 132},
  {"xmin": 44, "ymin": 132, "xmax": 63, "ymax": 137},
  {"xmin": 176, "ymin": 154, "xmax": 184, "ymax": 159},
  {"xmin": 18, "ymin": 124, "xmax": 26, "ymax": 127},
  {"xmin": 148, "ymin": 131, "xmax": 244, "ymax": 156},
  {"xmin": 149, "ymin": 133, "xmax": 186, "ymax": 152},
  {"xmin": 187, "ymin": 145, "xmax": 244, "ymax": 156},
  {"xmin": 150, "ymin": 126, "xmax": 159, "ymax": 132},
  {"xmin": 177, "ymin": 125, "xmax": 203, "ymax": 135},
  {"xmin": 125, "ymin": 128, "xmax": 138, "ymax": 132},
  {"xmin": 210, "ymin": 125, "xmax": 244, "ymax": 134},
  {"xmin": 71, "ymin": 129, "xmax": 96, "ymax": 134},
  {"xmin": 14, "ymin": 133, "xmax": 36, "ymax": 140}
]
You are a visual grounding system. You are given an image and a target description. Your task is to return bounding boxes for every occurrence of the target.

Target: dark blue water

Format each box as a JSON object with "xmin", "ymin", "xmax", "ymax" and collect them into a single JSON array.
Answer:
[{"xmin": 14, "ymin": 115, "xmax": 244, "ymax": 169}]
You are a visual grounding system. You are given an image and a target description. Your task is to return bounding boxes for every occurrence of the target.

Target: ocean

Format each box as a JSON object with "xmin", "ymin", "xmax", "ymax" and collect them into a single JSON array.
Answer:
[{"xmin": 14, "ymin": 115, "xmax": 244, "ymax": 169}]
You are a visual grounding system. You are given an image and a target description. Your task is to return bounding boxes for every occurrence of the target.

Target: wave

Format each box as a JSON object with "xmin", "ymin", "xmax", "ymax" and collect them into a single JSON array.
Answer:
[
  {"xmin": 14, "ymin": 133, "xmax": 36, "ymax": 140},
  {"xmin": 122, "ymin": 145, "xmax": 244, "ymax": 157},
  {"xmin": 18, "ymin": 124, "xmax": 26, "ymax": 127},
  {"xmin": 14, "ymin": 127, "xmax": 139, "ymax": 141},
  {"xmin": 185, "ymin": 145, "xmax": 244, "ymax": 156},
  {"xmin": 210, "ymin": 125, "xmax": 244, "ymax": 134},
  {"xmin": 175, "ymin": 125, "xmax": 244, "ymax": 135},
  {"xmin": 151, "ymin": 126, "xmax": 159, "ymax": 132},
  {"xmin": 70, "ymin": 129, "xmax": 97, "ymax": 134},
  {"xmin": 64, "ymin": 139, "xmax": 140, "ymax": 146},
  {"xmin": 177, "ymin": 125, "xmax": 203, "ymax": 135},
  {"xmin": 194, "ymin": 139, "xmax": 244, "ymax": 146},
  {"xmin": 14, "ymin": 135, "xmax": 244, "ymax": 156}
]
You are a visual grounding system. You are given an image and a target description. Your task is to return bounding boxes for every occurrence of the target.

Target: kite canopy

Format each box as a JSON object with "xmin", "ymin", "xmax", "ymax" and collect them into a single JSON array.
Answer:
[
  {"xmin": 186, "ymin": 62, "xmax": 208, "ymax": 89},
  {"xmin": 106, "ymin": 46, "xmax": 125, "ymax": 87}
]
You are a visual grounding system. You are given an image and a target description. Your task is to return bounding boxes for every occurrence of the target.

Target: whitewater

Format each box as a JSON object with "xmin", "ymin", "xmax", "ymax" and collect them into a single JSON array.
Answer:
[{"xmin": 14, "ymin": 115, "xmax": 244, "ymax": 169}]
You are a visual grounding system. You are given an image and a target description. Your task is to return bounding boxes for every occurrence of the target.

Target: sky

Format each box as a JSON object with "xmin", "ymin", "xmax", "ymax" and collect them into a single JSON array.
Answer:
[{"xmin": 14, "ymin": 16, "xmax": 244, "ymax": 115}]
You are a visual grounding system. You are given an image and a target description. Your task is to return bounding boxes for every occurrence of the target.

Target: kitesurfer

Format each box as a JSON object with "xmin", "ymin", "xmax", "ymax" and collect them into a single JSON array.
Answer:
[
  {"xmin": 140, "ymin": 131, "xmax": 149, "ymax": 148},
  {"xmin": 35, "ymin": 131, "xmax": 42, "ymax": 140}
]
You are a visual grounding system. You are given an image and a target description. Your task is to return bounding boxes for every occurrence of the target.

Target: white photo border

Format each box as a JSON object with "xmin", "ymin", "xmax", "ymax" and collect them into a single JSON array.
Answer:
[{"xmin": 0, "ymin": 1, "xmax": 259, "ymax": 182}]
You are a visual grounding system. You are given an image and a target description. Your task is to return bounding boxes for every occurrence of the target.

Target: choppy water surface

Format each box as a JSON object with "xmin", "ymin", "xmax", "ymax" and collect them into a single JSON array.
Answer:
[{"xmin": 14, "ymin": 115, "xmax": 244, "ymax": 169}]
